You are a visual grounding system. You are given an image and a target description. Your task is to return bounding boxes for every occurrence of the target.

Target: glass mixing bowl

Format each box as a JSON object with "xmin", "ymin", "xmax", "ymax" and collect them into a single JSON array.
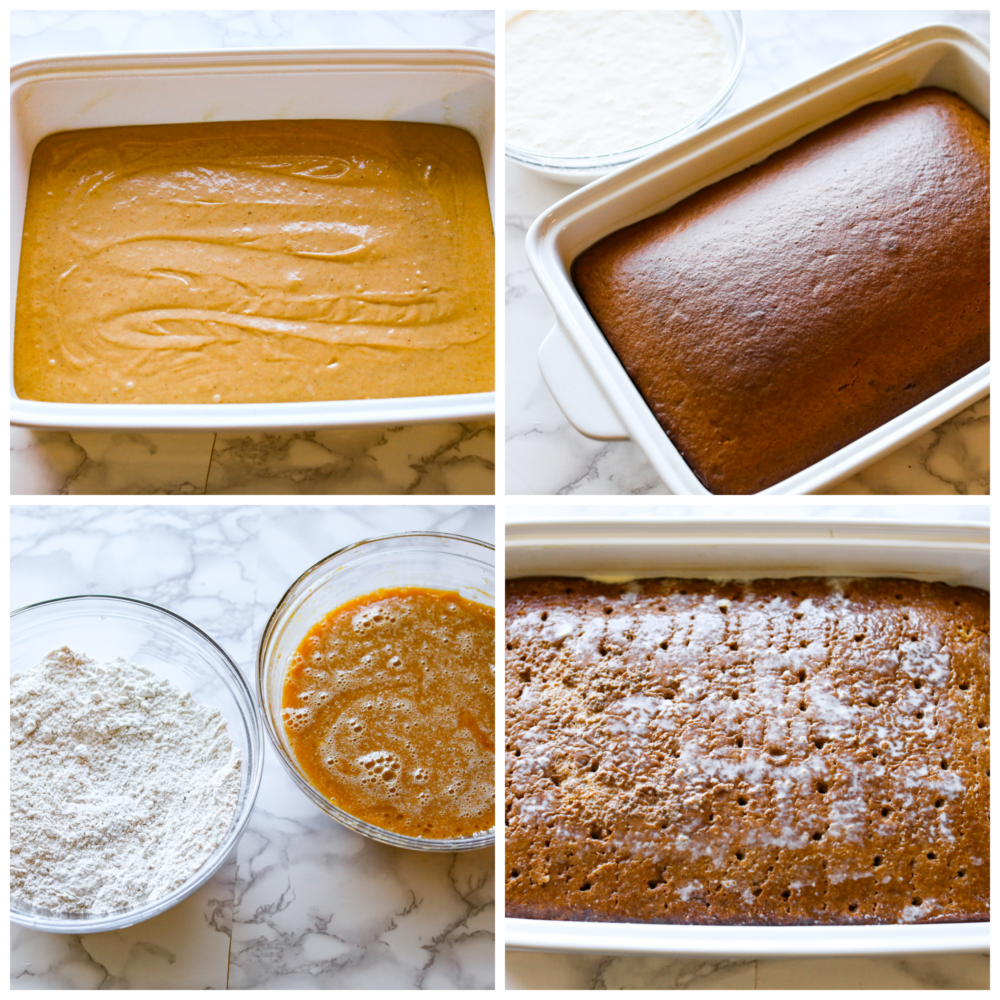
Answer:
[
  {"xmin": 505, "ymin": 9, "xmax": 746, "ymax": 184},
  {"xmin": 10, "ymin": 595, "xmax": 264, "ymax": 933},
  {"xmin": 257, "ymin": 531, "xmax": 495, "ymax": 852}
]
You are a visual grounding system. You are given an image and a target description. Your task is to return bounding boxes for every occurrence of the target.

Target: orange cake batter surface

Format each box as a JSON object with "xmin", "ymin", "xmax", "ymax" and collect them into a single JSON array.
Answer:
[{"xmin": 14, "ymin": 119, "xmax": 494, "ymax": 404}]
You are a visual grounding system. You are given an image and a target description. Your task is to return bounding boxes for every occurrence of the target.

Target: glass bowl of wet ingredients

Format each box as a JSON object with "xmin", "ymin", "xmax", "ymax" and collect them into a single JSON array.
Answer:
[
  {"xmin": 505, "ymin": 9, "xmax": 745, "ymax": 183},
  {"xmin": 257, "ymin": 532, "xmax": 495, "ymax": 852}
]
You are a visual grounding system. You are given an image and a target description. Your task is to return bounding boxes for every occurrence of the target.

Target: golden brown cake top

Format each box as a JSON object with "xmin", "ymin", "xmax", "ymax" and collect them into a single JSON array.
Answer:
[
  {"xmin": 506, "ymin": 576, "xmax": 989, "ymax": 925},
  {"xmin": 572, "ymin": 88, "xmax": 990, "ymax": 494}
]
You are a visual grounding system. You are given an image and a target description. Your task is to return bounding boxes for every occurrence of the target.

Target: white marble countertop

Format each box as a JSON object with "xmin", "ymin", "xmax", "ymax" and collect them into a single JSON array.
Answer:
[
  {"xmin": 505, "ymin": 950, "xmax": 990, "ymax": 991},
  {"xmin": 11, "ymin": 504, "xmax": 495, "ymax": 989},
  {"xmin": 10, "ymin": 10, "xmax": 495, "ymax": 496},
  {"xmin": 505, "ymin": 10, "xmax": 990, "ymax": 496},
  {"xmin": 503, "ymin": 503, "xmax": 988, "ymax": 990}
]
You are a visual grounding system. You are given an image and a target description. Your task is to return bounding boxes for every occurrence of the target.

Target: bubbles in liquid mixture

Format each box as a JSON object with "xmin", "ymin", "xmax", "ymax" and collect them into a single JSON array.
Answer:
[
  {"xmin": 282, "ymin": 705, "xmax": 312, "ymax": 732},
  {"xmin": 352, "ymin": 603, "xmax": 408, "ymax": 635},
  {"xmin": 357, "ymin": 750, "xmax": 402, "ymax": 787},
  {"xmin": 283, "ymin": 587, "xmax": 494, "ymax": 838}
]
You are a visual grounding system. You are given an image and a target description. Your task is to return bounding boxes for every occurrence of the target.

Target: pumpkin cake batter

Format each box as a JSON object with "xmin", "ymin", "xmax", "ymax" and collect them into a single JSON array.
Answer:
[{"xmin": 14, "ymin": 119, "xmax": 494, "ymax": 404}]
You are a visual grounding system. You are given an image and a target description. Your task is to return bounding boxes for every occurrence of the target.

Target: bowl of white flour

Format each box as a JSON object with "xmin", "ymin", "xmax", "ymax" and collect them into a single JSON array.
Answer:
[
  {"xmin": 10, "ymin": 595, "xmax": 264, "ymax": 933},
  {"xmin": 505, "ymin": 10, "xmax": 745, "ymax": 183}
]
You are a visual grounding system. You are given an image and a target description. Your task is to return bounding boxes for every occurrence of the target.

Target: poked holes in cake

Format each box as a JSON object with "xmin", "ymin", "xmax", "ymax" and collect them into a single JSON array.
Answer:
[
  {"xmin": 604, "ymin": 694, "xmax": 677, "ymax": 746},
  {"xmin": 897, "ymin": 764, "xmax": 966, "ymax": 844},
  {"xmin": 897, "ymin": 630, "xmax": 950, "ymax": 733},
  {"xmin": 803, "ymin": 677, "xmax": 859, "ymax": 742}
]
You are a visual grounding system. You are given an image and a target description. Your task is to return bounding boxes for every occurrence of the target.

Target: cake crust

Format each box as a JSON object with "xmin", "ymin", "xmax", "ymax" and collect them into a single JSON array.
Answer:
[
  {"xmin": 571, "ymin": 88, "xmax": 990, "ymax": 494},
  {"xmin": 505, "ymin": 576, "xmax": 989, "ymax": 925}
]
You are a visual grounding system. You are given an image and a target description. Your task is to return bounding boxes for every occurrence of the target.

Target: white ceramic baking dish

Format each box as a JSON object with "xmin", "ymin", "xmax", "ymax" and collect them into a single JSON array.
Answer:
[
  {"xmin": 505, "ymin": 516, "xmax": 990, "ymax": 956},
  {"xmin": 10, "ymin": 47, "xmax": 495, "ymax": 431},
  {"xmin": 527, "ymin": 26, "xmax": 989, "ymax": 494}
]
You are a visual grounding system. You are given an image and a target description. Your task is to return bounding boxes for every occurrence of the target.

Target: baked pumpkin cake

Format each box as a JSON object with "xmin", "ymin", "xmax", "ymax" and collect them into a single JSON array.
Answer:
[
  {"xmin": 571, "ymin": 88, "xmax": 990, "ymax": 494},
  {"xmin": 505, "ymin": 576, "xmax": 989, "ymax": 925}
]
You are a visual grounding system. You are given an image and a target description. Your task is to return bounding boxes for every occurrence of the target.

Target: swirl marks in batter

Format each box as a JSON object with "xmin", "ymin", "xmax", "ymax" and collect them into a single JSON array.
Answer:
[{"xmin": 15, "ymin": 119, "xmax": 494, "ymax": 404}]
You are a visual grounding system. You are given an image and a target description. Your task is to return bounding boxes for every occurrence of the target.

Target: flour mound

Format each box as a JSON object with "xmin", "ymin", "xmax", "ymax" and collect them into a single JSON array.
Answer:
[{"xmin": 11, "ymin": 647, "xmax": 242, "ymax": 915}]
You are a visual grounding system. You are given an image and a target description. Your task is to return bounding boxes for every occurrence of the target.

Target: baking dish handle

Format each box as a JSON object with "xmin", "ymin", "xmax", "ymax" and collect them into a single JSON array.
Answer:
[{"xmin": 538, "ymin": 325, "xmax": 630, "ymax": 441}]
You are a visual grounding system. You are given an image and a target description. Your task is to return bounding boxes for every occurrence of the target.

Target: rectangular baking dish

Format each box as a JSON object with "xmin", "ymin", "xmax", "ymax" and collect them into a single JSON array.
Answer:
[
  {"xmin": 527, "ymin": 26, "xmax": 989, "ymax": 494},
  {"xmin": 505, "ymin": 516, "xmax": 990, "ymax": 956},
  {"xmin": 10, "ymin": 47, "xmax": 495, "ymax": 431}
]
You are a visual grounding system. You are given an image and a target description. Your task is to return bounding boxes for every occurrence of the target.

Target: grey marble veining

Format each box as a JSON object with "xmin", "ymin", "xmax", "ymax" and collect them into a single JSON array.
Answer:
[
  {"xmin": 825, "ymin": 399, "xmax": 990, "ymax": 496},
  {"xmin": 505, "ymin": 951, "xmax": 991, "ymax": 991},
  {"xmin": 228, "ymin": 817, "xmax": 493, "ymax": 989},
  {"xmin": 505, "ymin": 952, "xmax": 757, "ymax": 991},
  {"xmin": 10, "ymin": 429, "xmax": 216, "ymax": 496},
  {"xmin": 11, "ymin": 504, "xmax": 495, "ymax": 990},
  {"xmin": 10, "ymin": 505, "xmax": 258, "ymax": 990},
  {"xmin": 229, "ymin": 502, "xmax": 495, "ymax": 989},
  {"xmin": 755, "ymin": 954, "xmax": 990, "ymax": 991},
  {"xmin": 505, "ymin": 10, "xmax": 990, "ymax": 496},
  {"xmin": 10, "ymin": 10, "xmax": 495, "ymax": 497},
  {"xmin": 206, "ymin": 425, "xmax": 496, "ymax": 496}
]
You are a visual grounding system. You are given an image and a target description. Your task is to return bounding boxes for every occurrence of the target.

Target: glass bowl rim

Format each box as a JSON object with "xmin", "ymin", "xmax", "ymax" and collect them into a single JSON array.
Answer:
[
  {"xmin": 9, "ymin": 593, "xmax": 265, "ymax": 933},
  {"xmin": 257, "ymin": 530, "xmax": 496, "ymax": 853},
  {"xmin": 504, "ymin": 9, "xmax": 746, "ymax": 169}
]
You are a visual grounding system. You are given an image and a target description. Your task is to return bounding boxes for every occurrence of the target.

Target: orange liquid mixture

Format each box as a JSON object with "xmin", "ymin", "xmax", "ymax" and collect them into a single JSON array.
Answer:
[{"xmin": 282, "ymin": 587, "xmax": 495, "ymax": 839}]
